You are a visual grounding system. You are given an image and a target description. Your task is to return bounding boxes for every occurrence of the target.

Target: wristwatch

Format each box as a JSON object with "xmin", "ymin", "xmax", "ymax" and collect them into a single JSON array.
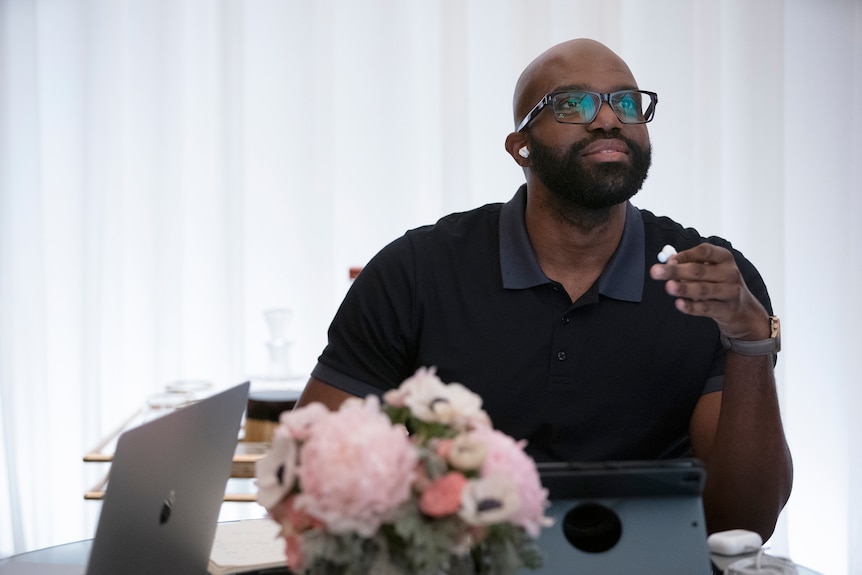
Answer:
[{"xmin": 720, "ymin": 316, "xmax": 781, "ymax": 356}]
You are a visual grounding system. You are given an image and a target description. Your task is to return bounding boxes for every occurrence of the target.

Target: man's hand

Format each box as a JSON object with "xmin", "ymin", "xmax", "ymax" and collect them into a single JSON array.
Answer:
[{"xmin": 649, "ymin": 243, "xmax": 770, "ymax": 341}]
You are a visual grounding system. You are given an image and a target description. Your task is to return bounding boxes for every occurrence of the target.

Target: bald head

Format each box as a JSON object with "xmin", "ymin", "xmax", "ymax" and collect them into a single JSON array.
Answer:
[{"xmin": 512, "ymin": 39, "xmax": 638, "ymax": 128}]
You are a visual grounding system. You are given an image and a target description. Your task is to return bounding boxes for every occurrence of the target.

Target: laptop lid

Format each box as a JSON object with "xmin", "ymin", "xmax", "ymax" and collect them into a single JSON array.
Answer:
[
  {"xmin": 85, "ymin": 381, "xmax": 250, "ymax": 575},
  {"xmin": 525, "ymin": 459, "xmax": 713, "ymax": 575}
]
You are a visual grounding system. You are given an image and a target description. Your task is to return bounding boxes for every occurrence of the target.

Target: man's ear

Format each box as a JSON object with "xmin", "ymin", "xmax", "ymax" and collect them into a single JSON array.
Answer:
[{"xmin": 505, "ymin": 132, "xmax": 531, "ymax": 166}]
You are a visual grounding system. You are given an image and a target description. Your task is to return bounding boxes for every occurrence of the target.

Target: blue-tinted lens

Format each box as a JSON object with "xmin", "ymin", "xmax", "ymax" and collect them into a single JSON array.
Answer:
[
  {"xmin": 611, "ymin": 91, "xmax": 644, "ymax": 123},
  {"xmin": 553, "ymin": 92, "xmax": 598, "ymax": 123}
]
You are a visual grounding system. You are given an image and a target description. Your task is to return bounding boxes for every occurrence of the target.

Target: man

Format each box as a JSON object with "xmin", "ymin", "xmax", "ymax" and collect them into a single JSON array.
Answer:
[{"xmin": 298, "ymin": 38, "xmax": 792, "ymax": 540}]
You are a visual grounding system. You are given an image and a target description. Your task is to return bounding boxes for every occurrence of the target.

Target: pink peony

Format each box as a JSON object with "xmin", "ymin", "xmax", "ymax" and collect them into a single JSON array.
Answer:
[
  {"xmin": 420, "ymin": 472, "xmax": 468, "ymax": 517},
  {"xmin": 293, "ymin": 395, "xmax": 418, "ymax": 537},
  {"xmin": 469, "ymin": 426, "xmax": 552, "ymax": 537},
  {"xmin": 279, "ymin": 402, "xmax": 330, "ymax": 441}
]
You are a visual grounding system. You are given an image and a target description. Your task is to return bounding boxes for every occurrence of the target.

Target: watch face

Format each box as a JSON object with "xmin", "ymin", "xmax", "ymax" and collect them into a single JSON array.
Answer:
[{"xmin": 770, "ymin": 316, "xmax": 781, "ymax": 353}]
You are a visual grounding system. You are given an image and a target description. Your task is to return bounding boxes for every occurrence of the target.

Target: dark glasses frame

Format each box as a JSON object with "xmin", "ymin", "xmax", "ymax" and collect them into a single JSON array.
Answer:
[{"xmin": 516, "ymin": 89, "xmax": 658, "ymax": 132}]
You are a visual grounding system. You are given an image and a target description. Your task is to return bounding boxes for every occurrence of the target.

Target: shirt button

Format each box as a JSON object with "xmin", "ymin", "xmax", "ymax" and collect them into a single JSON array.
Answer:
[
  {"xmin": 561, "ymin": 316, "xmax": 570, "ymax": 325},
  {"xmin": 557, "ymin": 351, "xmax": 567, "ymax": 361}
]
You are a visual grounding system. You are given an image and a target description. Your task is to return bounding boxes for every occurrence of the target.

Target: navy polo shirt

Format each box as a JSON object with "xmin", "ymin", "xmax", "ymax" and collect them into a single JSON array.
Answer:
[{"xmin": 313, "ymin": 185, "xmax": 772, "ymax": 462}]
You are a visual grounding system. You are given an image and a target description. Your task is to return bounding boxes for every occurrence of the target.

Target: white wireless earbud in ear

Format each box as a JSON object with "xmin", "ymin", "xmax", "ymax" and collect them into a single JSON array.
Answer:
[{"xmin": 518, "ymin": 147, "xmax": 530, "ymax": 158}]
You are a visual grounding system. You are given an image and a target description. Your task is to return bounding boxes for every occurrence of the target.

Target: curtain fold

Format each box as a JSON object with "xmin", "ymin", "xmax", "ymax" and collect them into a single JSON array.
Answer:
[{"xmin": 1, "ymin": 1, "xmax": 859, "ymax": 572}]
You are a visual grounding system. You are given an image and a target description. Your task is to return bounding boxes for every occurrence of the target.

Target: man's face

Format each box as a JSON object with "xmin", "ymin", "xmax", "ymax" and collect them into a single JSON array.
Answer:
[
  {"xmin": 528, "ymin": 130, "xmax": 652, "ymax": 210},
  {"xmin": 511, "ymin": 40, "xmax": 655, "ymax": 212}
]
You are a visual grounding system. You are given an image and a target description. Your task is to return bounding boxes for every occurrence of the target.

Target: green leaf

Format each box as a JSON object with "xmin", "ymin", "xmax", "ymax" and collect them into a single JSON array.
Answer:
[{"xmin": 471, "ymin": 524, "xmax": 545, "ymax": 574}]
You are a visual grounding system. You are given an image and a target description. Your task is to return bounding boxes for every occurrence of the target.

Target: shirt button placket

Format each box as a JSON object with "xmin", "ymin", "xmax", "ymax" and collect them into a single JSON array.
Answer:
[{"xmin": 557, "ymin": 314, "xmax": 570, "ymax": 361}]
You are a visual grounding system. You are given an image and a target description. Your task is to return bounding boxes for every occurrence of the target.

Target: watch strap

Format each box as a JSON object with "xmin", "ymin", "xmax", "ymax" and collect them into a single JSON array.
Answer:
[{"xmin": 720, "ymin": 316, "xmax": 781, "ymax": 356}]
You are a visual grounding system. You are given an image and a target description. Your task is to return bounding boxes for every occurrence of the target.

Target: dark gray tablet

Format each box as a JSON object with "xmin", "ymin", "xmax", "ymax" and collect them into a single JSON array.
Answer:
[{"xmin": 527, "ymin": 459, "xmax": 712, "ymax": 575}]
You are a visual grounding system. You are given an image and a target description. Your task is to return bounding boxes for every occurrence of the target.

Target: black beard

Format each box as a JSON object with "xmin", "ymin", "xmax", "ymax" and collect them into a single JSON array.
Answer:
[{"xmin": 529, "ymin": 133, "xmax": 652, "ymax": 218}]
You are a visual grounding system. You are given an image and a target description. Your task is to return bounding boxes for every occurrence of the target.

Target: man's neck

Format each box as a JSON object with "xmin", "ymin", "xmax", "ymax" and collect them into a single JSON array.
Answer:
[{"xmin": 524, "ymin": 189, "xmax": 627, "ymax": 301}]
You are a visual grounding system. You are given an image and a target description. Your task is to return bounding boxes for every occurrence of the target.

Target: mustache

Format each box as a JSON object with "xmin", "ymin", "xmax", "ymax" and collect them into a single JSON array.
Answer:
[{"xmin": 571, "ymin": 133, "xmax": 644, "ymax": 153}]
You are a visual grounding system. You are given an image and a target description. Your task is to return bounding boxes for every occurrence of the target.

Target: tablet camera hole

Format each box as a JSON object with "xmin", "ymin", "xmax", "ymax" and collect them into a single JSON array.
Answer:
[{"xmin": 562, "ymin": 502, "xmax": 622, "ymax": 553}]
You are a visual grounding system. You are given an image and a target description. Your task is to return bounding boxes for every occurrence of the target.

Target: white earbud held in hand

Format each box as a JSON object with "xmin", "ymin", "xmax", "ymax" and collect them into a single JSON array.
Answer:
[
  {"xmin": 657, "ymin": 244, "xmax": 677, "ymax": 263},
  {"xmin": 518, "ymin": 147, "xmax": 530, "ymax": 158}
]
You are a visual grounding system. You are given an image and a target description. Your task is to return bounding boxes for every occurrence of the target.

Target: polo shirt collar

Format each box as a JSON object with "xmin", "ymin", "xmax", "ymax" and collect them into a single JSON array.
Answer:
[{"xmin": 499, "ymin": 185, "xmax": 644, "ymax": 302}]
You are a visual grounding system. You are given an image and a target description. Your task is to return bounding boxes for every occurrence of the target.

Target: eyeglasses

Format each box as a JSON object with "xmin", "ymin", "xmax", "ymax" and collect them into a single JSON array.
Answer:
[{"xmin": 516, "ymin": 89, "xmax": 658, "ymax": 132}]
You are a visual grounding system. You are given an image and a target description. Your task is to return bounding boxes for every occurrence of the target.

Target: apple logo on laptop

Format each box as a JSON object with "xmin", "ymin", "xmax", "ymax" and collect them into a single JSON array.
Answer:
[{"xmin": 159, "ymin": 489, "xmax": 177, "ymax": 525}]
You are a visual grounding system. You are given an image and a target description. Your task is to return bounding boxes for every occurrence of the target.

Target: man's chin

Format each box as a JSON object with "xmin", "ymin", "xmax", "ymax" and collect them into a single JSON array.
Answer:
[
  {"xmin": 567, "ymin": 192, "xmax": 636, "ymax": 211},
  {"xmin": 550, "ymin": 179, "xmax": 641, "ymax": 211}
]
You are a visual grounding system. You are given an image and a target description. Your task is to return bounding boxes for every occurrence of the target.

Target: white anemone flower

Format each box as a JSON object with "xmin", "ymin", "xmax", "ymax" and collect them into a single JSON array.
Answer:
[
  {"xmin": 254, "ymin": 425, "xmax": 299, "ymax": 509},
  {"xmin": 447, "ymin": 432, "xmax": 488, "ymax": 471},
  {"xmin": 383, "ymin": 366, "xmax": 440, "ymax": 407},
  {"xmin": 391, "ymin": 367, "xmax": 488, "ymax": 429},
  {"xmin": 459, "ymin": 473, "xmax": 521, "ymax": 527}
]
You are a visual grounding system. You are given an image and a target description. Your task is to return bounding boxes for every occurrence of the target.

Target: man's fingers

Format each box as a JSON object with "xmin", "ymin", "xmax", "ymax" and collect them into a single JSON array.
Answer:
[
  {"xmin": 675, "ymin": 297, "xmax": 725, "ymax": 319},
  {"xmin": 665, "ymin": 277, "xmax": 742, "ymax": 301},
  {"xmin": 671, "ymin": 242, "xmax": 732, "ymax": 266}
]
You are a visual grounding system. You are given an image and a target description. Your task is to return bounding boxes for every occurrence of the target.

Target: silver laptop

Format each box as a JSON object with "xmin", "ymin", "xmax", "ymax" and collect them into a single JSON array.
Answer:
[
  {"xmin": 83, "ymin": 381, "xmax": 250, "ymax": 575},
  {"xmin": 525, "ymin": 459, "xmax": 713, "ymax": 575}
]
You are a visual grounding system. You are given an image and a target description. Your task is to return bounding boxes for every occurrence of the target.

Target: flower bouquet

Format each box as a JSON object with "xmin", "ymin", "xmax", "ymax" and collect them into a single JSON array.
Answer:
[{"xmin": 254, "ymin": 367, "xmax": 552, "ymax": 575}]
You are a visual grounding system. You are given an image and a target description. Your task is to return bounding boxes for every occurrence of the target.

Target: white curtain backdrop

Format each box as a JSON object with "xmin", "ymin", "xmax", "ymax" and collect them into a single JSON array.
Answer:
[{"xmin": 1, "ymin": 0, "xmax": 860, "ymax": 572}]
